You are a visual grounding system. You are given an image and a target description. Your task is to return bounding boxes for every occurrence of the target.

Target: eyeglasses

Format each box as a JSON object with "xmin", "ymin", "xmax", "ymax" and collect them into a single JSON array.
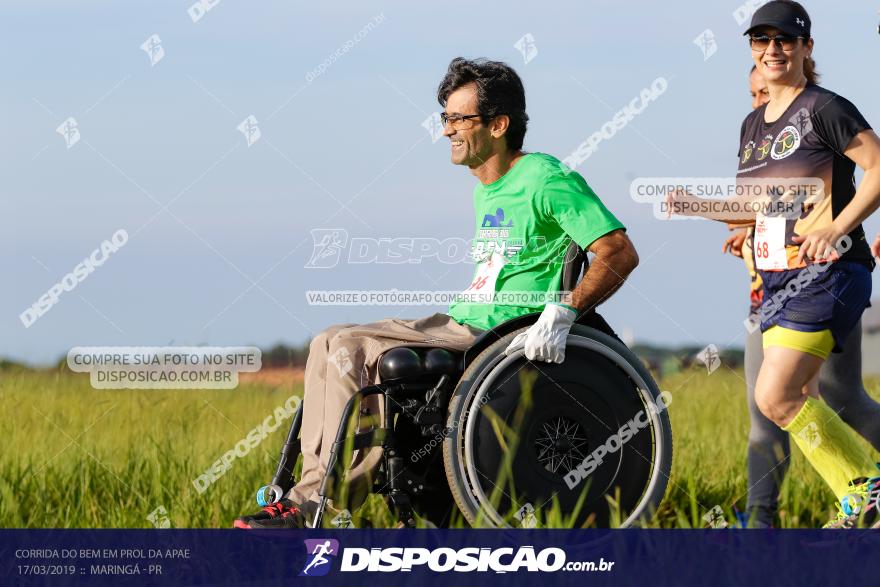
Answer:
[
  {"xmin": 749, "ymin": 34, "xmax": 804, "ymax": 52},
  {"xmin": 440, "ymin": 112, "xmax": 483, "ymax": 130}
]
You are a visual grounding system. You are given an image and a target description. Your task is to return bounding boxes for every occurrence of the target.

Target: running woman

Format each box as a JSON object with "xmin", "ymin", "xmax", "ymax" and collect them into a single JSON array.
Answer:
[
  {"xmin": 724, "ymin": 66, "xmax": 880, "ymax": 528},
  {"xmin": 672, "ymin": 1, "xmax": 880, "ymax": 527}
]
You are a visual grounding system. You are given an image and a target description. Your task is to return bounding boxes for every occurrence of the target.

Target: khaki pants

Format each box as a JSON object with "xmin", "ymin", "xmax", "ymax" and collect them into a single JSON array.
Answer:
[{"xmin": 289, "ymin": 313, "xmax": 483, "ymax": 507}]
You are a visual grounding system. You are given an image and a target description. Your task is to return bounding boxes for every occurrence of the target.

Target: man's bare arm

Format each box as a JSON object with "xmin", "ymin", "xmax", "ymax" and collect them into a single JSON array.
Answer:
[{"xmin": 566, "ymin": 229, "xmax": 639, "ymax": 314}]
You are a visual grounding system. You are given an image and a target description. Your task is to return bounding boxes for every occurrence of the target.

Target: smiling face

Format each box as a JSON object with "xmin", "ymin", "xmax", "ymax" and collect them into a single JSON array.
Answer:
[
  {"xmin": 751, "ymin": 26, "xmax": 813, "ymax": 86},
  {"xmin": 442, "ymin": 82, "xmax": 499, "ymax": 167}
]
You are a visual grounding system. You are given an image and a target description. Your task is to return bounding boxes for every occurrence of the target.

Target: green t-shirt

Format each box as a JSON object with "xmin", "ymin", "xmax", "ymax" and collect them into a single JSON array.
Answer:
[{"xmin": 447, "ymin": 152, "xmax": 625, "ymax": 331}]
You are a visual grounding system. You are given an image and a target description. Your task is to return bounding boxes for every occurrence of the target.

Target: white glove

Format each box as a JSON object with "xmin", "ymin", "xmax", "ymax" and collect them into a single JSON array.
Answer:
[{"xmin": 504, "ymin": 304, "xmax": 577, "ymax": 363}]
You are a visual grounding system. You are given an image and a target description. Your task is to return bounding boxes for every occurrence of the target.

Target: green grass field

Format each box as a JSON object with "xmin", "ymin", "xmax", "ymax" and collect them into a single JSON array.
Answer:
[{"xmin": 1, "ymin": 368, "xmax": 877, "ymax": 528}]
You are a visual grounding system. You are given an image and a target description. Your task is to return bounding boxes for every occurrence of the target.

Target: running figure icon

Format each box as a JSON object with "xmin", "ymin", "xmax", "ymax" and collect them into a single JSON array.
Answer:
[{"xmin": 299, "ymin": 539, "xmax": 340, "ymax": 577}]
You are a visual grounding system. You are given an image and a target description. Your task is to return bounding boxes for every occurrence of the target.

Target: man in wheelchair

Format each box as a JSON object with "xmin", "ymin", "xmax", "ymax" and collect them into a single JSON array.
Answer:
[{"xmin": 234, "ymin": 57, "xmax": 670, "ymax": 529}]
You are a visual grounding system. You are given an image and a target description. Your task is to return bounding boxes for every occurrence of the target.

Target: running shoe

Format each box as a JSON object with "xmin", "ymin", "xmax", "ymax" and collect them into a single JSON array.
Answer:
[
  {"xmin": 823, "ymin": 477, "xmax": 880, "ymax": 529},
  {"xmin": 730, "ymin": 504, "xmax": 773, "ymax": 529},
  {"xmin": 233, "ymin": 499, "xmax": 303, "ymax": 529},
  {"xmin": 245, "ymin": 509, "xmax": 308, "ymax": 529}
]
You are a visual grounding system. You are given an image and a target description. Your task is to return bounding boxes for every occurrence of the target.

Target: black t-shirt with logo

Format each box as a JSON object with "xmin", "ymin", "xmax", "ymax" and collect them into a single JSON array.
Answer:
[{"xmin": 736, "ymin": 83, "xmax": 873, "ymax": 270}]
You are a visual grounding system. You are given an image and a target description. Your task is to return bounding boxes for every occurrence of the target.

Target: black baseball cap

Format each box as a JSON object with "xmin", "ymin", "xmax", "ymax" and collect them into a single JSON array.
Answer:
[{"xmin": 744, "ymin": 1, "xmax": 812, "ymax": 38}]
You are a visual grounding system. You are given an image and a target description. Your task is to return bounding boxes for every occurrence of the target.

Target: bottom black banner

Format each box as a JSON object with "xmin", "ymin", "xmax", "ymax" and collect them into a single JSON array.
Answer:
[{"xmin": 2, "ymin": 529, "xmax": 877, "ymax": 585}]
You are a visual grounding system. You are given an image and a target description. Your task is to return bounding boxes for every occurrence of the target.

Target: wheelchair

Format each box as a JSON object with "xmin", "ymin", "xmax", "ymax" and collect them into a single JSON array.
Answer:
[{"xmin": 255, "ymin": 243, "xmax": 672, "ymax": 528}]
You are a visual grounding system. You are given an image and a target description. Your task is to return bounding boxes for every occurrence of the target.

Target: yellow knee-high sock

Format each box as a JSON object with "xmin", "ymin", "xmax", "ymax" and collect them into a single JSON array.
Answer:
[{"xmin": 782, "ymin": 396, "xmax": 878, "ymax": 499}]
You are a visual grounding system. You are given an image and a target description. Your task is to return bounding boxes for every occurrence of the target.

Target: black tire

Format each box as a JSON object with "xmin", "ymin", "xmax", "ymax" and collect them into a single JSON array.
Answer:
[{"xmin": 443, "ymin": 325, "xmax": 672, "ymax": 528}]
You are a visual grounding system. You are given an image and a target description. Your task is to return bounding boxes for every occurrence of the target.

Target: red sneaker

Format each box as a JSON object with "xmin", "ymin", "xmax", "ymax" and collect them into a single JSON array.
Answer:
[{"xmin": 233, "ymin": 499, "xmax": 303, "ymax": 529}]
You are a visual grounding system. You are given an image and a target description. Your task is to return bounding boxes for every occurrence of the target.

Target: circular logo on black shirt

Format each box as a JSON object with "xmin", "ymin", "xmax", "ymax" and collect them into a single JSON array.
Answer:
[{"xmin": 771, "ymin": 125, "xmax": 801, "ymax": 160}]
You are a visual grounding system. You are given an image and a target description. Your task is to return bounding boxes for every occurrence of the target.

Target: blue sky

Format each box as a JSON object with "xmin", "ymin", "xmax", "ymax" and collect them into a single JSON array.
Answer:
[{"xmin": 4, "ymin": 0, "xmax": 880, "ymax": 365}]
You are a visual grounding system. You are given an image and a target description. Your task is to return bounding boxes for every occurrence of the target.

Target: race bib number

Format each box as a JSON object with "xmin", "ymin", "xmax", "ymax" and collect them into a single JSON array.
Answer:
[
  {"xmin": 461, "ymin": 251, "xmax": 506, "ymax": 303},
  {"xmin": 754, "ymin": 215, "xmax": 788, "ymax": 270}
]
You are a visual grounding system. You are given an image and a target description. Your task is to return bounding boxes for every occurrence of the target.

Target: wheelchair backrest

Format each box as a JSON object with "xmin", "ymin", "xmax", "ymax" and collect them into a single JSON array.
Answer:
[{"xmin": 561, "ymin": 240, "xmax": 587, "ymax": 292}]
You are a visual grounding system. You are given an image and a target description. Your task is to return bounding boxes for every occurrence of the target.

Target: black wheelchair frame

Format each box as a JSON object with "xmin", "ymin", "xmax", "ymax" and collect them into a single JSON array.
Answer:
[{"xmin": 257, "ymin": 243, "xmax": 672, "ymax": 528}]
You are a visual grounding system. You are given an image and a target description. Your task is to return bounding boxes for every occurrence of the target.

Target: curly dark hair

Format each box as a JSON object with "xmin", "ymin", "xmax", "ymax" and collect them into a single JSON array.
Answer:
[{"xmin": 436, "ymin": 57, "xmax": 529, "ymax": 152}]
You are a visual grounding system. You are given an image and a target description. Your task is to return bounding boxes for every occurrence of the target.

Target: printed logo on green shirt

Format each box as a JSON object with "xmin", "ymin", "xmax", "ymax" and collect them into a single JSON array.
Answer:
[{"xmin": 481, "ymin": 207, "xmax": 514, "ymax": 228}]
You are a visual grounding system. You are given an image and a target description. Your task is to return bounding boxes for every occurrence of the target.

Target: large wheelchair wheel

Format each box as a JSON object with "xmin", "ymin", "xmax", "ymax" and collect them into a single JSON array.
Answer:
[{"xmin": 443, "ymin": 324, "xmax": 672, "ymax": 528}]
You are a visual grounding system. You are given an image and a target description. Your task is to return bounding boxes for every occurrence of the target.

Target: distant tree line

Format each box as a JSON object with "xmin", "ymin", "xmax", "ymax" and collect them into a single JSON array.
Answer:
[
  {"xmin": 2, "ymin": 341, "xmax": 743, "ymax": 373},
  {"xmin": 260, "ymin": 342, "xmax": 312, "ymax": 368}
]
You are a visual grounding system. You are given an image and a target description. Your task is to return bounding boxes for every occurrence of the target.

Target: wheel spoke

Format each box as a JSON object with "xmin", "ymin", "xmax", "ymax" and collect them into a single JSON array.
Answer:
[{"xmin": 534, "ymin": 416, "xmax": 591, "ymax": 474}]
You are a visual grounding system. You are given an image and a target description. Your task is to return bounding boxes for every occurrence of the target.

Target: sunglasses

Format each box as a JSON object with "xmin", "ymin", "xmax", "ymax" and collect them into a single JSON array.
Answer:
[{"xmin": 748, "ymin": 34, "xmax": 805, "ymax": 52}]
